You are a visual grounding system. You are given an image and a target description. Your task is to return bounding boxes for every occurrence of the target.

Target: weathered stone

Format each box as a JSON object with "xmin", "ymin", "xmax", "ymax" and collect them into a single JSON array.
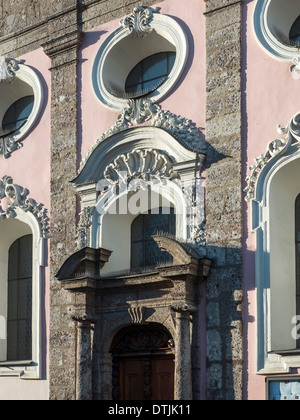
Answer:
[{"xmin": 205, "ymin": 0, "xmax": 243, "ymax": 400}]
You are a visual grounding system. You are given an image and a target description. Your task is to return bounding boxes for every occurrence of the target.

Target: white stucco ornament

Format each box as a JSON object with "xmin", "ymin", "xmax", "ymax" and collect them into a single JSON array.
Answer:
[
  {"xmin": 254, "ymin": 0, "xmax": 300, "ymax": 65},
  {"xmin": 92, "ymin": 6, "xmax": 189, "ymax": 110},
  {"xmin": 120, "ymin": 6, "xmax": 160, "ymax": 38},
  {"xmin": 0, "ymin": 57, "xmax": 44, "ymax": 158},
  {"xmin": 0, "ymin": 57, "xmax": 18, "ymax": 83},
  {"xmin": 244, "ymin": 112, "xmax": 300, "ymax": 202},
  {"xmin": 0, "ymin": 175, "xmax": 49, "ymax": 238}
]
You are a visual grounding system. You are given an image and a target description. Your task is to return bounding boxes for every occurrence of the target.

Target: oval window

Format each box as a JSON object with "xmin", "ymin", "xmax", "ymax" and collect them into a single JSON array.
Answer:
[
  {"xmin": 254, "ymin": 0, "xmax": 300, "ymax": 62},
  {"xmin": 92, "ymin": 8, "xmax": 189, "ymax": 110},
  {"xmin": 125, "ymin": 52, "xmax": 176, "ymax": 98},
  {"xmin": 2, "ymin": 95, "xmax": 34, "ymax": 136}
]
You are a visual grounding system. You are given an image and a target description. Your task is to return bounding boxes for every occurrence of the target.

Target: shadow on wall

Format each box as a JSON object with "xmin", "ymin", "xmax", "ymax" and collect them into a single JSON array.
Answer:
[{"xmin": 205, "ymin": 244, "xmax": 245, "ymax": 401}]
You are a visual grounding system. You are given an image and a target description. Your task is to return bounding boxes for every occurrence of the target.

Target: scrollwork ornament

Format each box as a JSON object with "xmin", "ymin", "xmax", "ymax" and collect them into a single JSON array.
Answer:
[
  {"xmin": 78, "ymin": 99, "xmax": 204, "ymax": 176},
  {"xmin": 121, "ymin": 6, "xmax": 159, "ymax": 38},
  {"xmin": 0, "ymin": 176, "xmax": 49, "ymax": 238},
  {"xmin": 243, "ymin": 116, "xmax": 300, "ymax": 202},
  {"xmin": 0, "ymin": 57, "xmax": 19, "ymax": 83}
]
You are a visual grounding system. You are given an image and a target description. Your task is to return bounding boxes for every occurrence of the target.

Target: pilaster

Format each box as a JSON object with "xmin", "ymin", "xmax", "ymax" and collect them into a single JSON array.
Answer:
[
  {"xmin": 204, "ymin": 0, "xmax": 244, "ymax": 400},
  {"xmin": 43, "ymin": 28, "xmax": 82, "ymax": 401}
]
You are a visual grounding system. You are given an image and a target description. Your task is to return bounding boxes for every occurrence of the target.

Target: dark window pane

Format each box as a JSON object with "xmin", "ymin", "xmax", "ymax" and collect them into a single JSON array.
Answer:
[
  {"xmin": 145, "ymin": 239, "xmax": 171, "ymax": 267},
  {"xmin": 143, "ymin": 53, "xmax": 168, "ymax": 81},
  {"xmin": 131, "ymin": 215, "xmax": 144, "ymax": 242},
  {"xmin": 7, "ymin": 234, "xmax": 32, "ymax": 361},
  {"xmin": 144, "ymin": 212, "xmax": 170, "ymax": 238},
  {"xmin": 131, "ymin": 241, "xmax": 145, "ymax": 270},
  {"xmin": 290, "ymin": 15, "xmax": 300, "ymax": 47},
  {"xmin": 125, "ymin": 52, "xmax": 176, "ymax": 97},
  {"xmin": 131, "ymin": 208, "xmax": 175, "ymax": 269},
  {"xmin": 2, "ymin": 96, "xmax": 34, "ymax": 135},
  {"xmin": 18, "ymin": 235, "xmax": 33, "ymax": 278}
]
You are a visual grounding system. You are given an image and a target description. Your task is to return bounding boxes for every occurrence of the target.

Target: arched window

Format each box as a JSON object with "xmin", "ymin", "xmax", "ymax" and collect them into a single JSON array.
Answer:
[
  {"xmin": 131, "ymin": 208, "xmax": 176, "ymax": 269},
  {"xmin": 7, "ymin": 234, "xmax": 32, "ymax": 362}
]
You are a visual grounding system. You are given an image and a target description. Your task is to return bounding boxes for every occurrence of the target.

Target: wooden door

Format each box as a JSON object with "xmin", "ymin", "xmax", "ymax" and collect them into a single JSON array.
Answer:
[
  {"xmin": 117, "ymin": 355, "xmax": 174, "ymax": 400},
  {"xmin": 111, "ymin": 325, "xmax": 175, "ymax": 401}
]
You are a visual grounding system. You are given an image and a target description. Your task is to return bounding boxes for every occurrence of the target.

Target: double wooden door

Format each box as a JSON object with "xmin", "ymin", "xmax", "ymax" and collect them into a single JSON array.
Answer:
[
  {"xmin": 118, "ymin": 355, "xmax": 174, "ymax": 400},
  {"xmin": 111, "ymin": 325, "xmax": 175, "ymax": 400}
]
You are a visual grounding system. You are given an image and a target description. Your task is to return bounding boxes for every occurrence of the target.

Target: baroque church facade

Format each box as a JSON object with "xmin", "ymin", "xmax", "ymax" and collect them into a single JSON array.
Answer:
[{"xmin": 0, "ymin": 0, "xmax": 299, "ymax": 401}]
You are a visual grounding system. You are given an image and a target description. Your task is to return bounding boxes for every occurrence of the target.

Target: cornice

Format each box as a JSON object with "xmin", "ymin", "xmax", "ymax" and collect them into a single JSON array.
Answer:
[
  {"xmin": 204, "ymin": 0, "xmax": 243, "ymax": 15},
  {"xmin": 42, "ymin": 29, "xmax": 83, "ymax": 64}
]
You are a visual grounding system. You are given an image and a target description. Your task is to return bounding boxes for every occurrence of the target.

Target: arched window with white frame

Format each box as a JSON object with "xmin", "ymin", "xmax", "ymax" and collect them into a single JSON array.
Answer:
[{"xmin": 0, "ymin": 205, "xmax": 47, "ymax": 379}]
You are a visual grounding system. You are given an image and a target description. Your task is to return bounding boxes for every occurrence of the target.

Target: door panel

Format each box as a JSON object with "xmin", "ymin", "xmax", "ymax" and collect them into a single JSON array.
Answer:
[
  {"xmin": 152, "ymin": 358, "xmax": 174, "ymax": 400},
  {"xmin": 121, "ymin": 359, "xmax": 145, "ymax": 400},
  {"xmin": 118, "ymin": 356, "xmax": 174, "ymax": 400}
]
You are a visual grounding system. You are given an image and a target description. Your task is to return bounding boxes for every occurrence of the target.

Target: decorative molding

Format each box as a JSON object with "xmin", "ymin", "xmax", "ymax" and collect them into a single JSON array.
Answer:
[
  {"xmin": 152, "ymin": 234, "xmax": 201, "ymax": 266},
  {"xmin": 114, "ymin": 328, "xmax": 171, "ymax": 352},
  {"xmin": 78, "ymin": 99, "xmax": 204, "ymax": 176},
  {"xmin": 0, "ymin": 58, "xmax": 44, "ymax": 158},
  {"xmin": 103, "ymin": 149, "xmax": 178, "ymax": 185},
  {"xmin": 0, "ymin": 58, "xmax": 22, "ymax": 158},
  {"xmin": 92, "ymin": 7, "xmax": 189, "ymax": 111},
  {"xmin": 0, "ymin": 176, "xmax": 49, "ymax": 238},
  {"xmin": 77, "ymin": 206, "xmax": 94, "ymax": 249},
  {"xmin": 253, "ymin": 0, "xmax": 300, "ymax": 63},
  {"xmin": 244, "ymin": 113, "xmax": 300, "ymax": 202},
  {"xmin": 170, "ymin": 302, "xmax": 198, "ymax": 314},
  {"xmin": 41, "ymin": 30, "xmax": 83, "ymax": 69},
  {"xmin": 0, "ymin": 136, "xmax": 22, "ymax": 159},
  {"xmin": 128, "ymin": 306, "xmax": 146, "ymax": 324},
  {"xmin": 291, "ymin": 57, "xmax": 300, "ymax": 80},
  {"xmin": 120, "ymin": 6, "xmax": 159, "ymax": 38},
  {"xmin": 0, "ymin": 57, "xmax": 19, "ymax": 83}
]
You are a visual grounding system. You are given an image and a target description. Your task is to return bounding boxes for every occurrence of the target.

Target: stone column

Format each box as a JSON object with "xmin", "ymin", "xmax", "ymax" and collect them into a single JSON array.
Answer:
[
  {"xmin": 172, "ymin": 304, "xmax": 195, "ymax": 400},
  {"xmin": 74, "ymin": 316, "xmax": 94, "ymax": 401}
]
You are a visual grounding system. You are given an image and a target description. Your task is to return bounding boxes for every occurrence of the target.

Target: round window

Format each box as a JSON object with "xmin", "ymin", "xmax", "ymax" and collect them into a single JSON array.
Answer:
[
  {"xmin": 0, "ymin": 58, "xmax": 43, "ymax": 157},
  {"xmin": 92, "ymin": 8, "xmax": 188, "ymax": 110},
  {"xmin": 254, "ymin": 0, "xmax": 300, "ymax": 62}
]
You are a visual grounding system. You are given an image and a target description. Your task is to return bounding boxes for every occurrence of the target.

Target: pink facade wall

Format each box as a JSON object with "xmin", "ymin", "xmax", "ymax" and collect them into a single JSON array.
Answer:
[
  {"xmin": 0, "ymin": 48, "xmax": 51, "ymax": 400},
  {"xmin": 243, "ymin": 0, "xmax": 300, "ymax": 400},
  {"xmin": 79, "ymin": 0, "xmax": 207, "ymax": 399},
  {"xmin": 79, "ymin": 0, "xmax": 206, "ymax": 161}
]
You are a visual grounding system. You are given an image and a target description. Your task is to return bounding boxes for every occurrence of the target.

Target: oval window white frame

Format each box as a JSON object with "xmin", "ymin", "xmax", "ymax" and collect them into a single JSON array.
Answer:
[
  {"xmin": 0, "ymin": 59, "xmax": 44, "ymax": 156},
  {"xmin": 254, "ymin": 0, "xmax": 300, "ymax": 62},
  {"xmin": 92, "ymin": 11, "xmax": 189, "ymax": 111}
]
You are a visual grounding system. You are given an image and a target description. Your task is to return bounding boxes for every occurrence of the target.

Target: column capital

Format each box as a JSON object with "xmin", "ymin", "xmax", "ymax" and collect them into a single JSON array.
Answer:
[
  {"xmin": 170, "ymin": 302, "xmax": 197, "ymax": 315},
  {"xmin": 42, "ymin": 30, "xmax": 83, "ymax": 69},
  {"xmin": 72, "ymin": 314, "xmax": 95, "ymax": 327}
]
